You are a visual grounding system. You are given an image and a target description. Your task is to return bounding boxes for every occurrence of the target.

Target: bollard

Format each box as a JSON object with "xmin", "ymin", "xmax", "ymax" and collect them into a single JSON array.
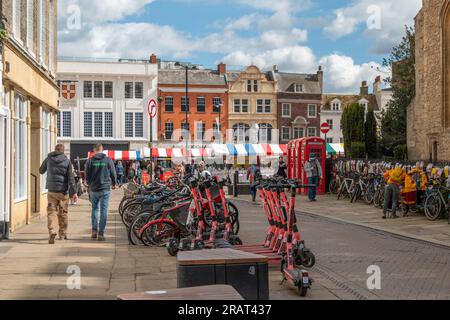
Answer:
[{"xmin": 233, "ymin": 170, "xmax": 239, "ymax": 197}]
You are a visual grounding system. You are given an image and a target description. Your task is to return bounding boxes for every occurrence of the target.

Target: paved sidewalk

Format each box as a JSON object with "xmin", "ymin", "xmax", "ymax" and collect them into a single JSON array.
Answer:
[{"xmin": 236, "ymin": 194, "xmax": 450, "ymax": 248}]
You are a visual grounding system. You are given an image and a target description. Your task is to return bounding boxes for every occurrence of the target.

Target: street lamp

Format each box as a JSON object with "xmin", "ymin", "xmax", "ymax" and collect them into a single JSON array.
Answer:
[{"xmin": 214, "ymin": 103, "xmax": 223, "ymax": 143}]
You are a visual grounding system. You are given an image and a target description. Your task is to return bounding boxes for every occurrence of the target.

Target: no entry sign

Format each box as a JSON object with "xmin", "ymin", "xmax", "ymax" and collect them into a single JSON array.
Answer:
[
  {"xmin": 147, "ymin": 99, "xmax": 158, "ymax": 119},
  {"xmin": 321, "ymin": 122, "xmax": 330, "ymax": 135}
]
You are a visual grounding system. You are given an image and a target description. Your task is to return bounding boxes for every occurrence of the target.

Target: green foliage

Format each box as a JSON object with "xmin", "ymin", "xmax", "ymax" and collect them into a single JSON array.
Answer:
[
  {"xmin": 341, "ymin": 103, "xmax": 365, "ymax": 156},
  {"xmin": 365, "ymin": 108, "xmax": 378, "ymax": 158},
  {"xmin": 0, "ymin": 28, "xmax": 8, "ymax": 42},
  {"xmin": 349, "ymin": 142, "xmax": 366, "ymax": 158},
  {"xmin": 393, "ymin": 144, "xmax": 408, "ymax": 160},
  {"xmin": 381, "ymin": 26, "xmax": 415, "ymax": 156}
]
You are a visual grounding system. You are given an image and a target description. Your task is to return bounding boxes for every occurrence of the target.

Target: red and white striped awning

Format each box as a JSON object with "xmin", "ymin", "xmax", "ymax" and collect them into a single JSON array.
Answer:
[
  {"xmin": 87, "ymin": 150, "xmax": 142, "ymax": 161},
  {"xmin": 262, "ymin": 144, "xmax": 287, "ymax": 156},
  {"xmin": 142, "ymin": 147, "xmax": 186, "ymax": 158},
  {"xmin": 189, "ymin": 148, "xmax": 211, "ymax": 158}
]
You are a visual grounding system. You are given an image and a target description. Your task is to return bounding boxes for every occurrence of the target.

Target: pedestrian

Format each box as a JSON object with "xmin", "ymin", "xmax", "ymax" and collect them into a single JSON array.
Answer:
[
  {"xmin": 115, "ymin": 161, "xmax": 125, "ymax": 186},
  {"xmin": 154, "ymin": 161, "xmax": 164, "ymax": 181},
  {"xmin": 198, "ymin": 161, "xmax": 212, "ymax": 180},
  {"xmin": 382, "ymin": 166, "xmax": 405, "ymax": 219},
  {"xmin": 247, "ymin": 158, "xmax": 262, "ymax": 202},
  {"xmin": 84, "ymin": 144, "xmax": 118, "ymax": 241},
  {"xmin": 276, "ymin": 156, "xmax": 287, "ymax": 178},
  {"xmin": 304, "ymin": 154, "xmax": 323, "ymax": 202},
  {"xmin": 39, "ymin": 144, "xmax": 77, "ymax": 244}
]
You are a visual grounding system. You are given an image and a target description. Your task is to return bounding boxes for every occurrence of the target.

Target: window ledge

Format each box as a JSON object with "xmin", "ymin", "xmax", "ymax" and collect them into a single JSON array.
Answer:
[{"xmin": 14, "ymin": 197, "xmax": 28, "ymax": 204}]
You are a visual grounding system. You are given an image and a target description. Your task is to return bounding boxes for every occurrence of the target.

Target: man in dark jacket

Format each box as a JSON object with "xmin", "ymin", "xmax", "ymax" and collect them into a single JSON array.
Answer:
[
  {"xmin": 84, "ymin": 144, "xmax": 117, "ymax": 241},
  {"xmin": 276, "ymin": 156, "xmax": 287, "ymax": 178},
  {"xmin": 39, "ymin": 144, "xmax": 77, "ymax": 244}
]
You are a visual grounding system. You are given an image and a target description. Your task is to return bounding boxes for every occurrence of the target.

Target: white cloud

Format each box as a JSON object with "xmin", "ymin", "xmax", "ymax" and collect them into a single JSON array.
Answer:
[{"xmin": 324, "ymin": 0, "xmax": 422, "ymax": 53}]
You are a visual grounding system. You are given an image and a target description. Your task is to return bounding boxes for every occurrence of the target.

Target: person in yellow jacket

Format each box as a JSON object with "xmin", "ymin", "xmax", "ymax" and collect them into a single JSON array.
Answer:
[{"xmin": 383, "ymin": 166, "xmax": 406, "ymax": 219}]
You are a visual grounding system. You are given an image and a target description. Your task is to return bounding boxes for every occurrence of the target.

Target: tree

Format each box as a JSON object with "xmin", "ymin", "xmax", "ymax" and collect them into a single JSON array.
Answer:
[
  {"xmin": 365, "ymin": 108, "xmax": 378, "ymax": 158},
  {"xmin": 380, "ymin": 26, "xmax": 415, "ymax": 157},
  {"xmin": 341, "ymin": 103, "xmax": 365, "ymax": 157}
]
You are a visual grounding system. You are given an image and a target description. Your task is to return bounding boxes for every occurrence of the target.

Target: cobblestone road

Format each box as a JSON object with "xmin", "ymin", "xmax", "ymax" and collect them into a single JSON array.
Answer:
[{"xmin": 235, "ymin": 199, "xmax": 450, "ymax": 300}]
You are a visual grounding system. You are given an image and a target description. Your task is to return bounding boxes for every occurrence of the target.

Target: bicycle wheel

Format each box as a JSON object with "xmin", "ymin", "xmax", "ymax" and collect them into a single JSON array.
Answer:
[
  {"xmin": 141, "ymin": 220, "xmax": 179, "ymax": 247},
  {"xmin": 128, "ymin": 212, "xmax": 156, "ymax": 245},
  {"xmin": 364, "ymin": 185, "xmax": 375, "ymax": 205},
  {"xmin": 424, "ymin": 193, "xmax": 442, "ymax": 221},
  {"xmin": 122, "ymin": 202, "xmax": 143, "ymax": 228},
  {"xmin": 329, "ymin": 179, "xmax": 337, "ymax": 194}
]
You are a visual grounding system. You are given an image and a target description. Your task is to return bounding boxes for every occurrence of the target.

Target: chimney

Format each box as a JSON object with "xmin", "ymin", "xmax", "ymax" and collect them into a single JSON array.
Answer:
[
  {"xmin": 360, "ymin": 80, "xmax": 369, "ymax": 95},
  {"xmin": 150, "ymin": 53, "xmax": 157, "ymax": 64},
  {"xmin": 273, "ymin": 65, "xmax": 279, "ymax": 73},
  {"xmin": 218, "ymin": 62, "xmax": 226, "ymax": 76},
  {"xmin": 317, "ymin": 65, "xmax": 324, "ymax": 93},
  {"xmin": 373, "ymin": 75, "xmax": 382, "ymax": 93}
]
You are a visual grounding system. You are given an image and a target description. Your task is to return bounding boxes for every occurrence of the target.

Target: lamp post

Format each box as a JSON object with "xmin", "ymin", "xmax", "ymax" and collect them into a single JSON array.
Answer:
[
  {"xmin": 185, "ymin": 65, "xmax": 189, "ymax": 163},
  {"xmin": 215, "ymin": 103, "xmax": 223, "ymax": 143}
]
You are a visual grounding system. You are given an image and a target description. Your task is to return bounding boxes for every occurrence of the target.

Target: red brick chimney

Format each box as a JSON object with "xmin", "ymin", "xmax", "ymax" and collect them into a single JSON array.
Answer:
[
  {"xmin": 150, "ymin": 54, "xmax": 157, "ymax": 64},
  {"xmin": 360, "ymin": 81, "xmax": 369, "ymax": 95},
  {"xmin": 218, "ymin": 62, "xmax": 226, "ymax": 76},
  {"xmin": 317, "ymin": 65, "xmax": 324, "ymax": 93}
]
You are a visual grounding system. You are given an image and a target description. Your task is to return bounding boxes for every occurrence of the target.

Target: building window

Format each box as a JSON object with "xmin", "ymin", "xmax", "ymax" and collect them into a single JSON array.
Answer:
[
  {"xmin": 233, "ymin": 123, "xmax": 250, "ymax": 143},
  {"xmin": 257, "ymin": 99, "xmax": 263, "ymax": 113},
  {"xmin": 213, "ymin": 123, "xmax": 221, "ymax": 141},
  {"xmin": 308, "ymin": 104, "xmax": 317, "ymax": 118},
  {"xmin": 197, "ymin": 97, "xmax": 206, "ymax": 113},
  {"xmin": 12, "ymin": 0, "xmax": 21, "ymax": 40},
  {"xmin": 125, "ymin": 82, "xmax": 134, "ymax": 99},
  {"xmin": 282, "ymin": 103, "xmax": 291, "ymax": 118},
  {"xmin": 247, "ymin": 80, "xmax": 252, "ymax": 93},
  {"xmin": 332, "ymin": 101, "xmax": 341, "ymax": 111},
  {"xmin": 326, "ymin": 138, "xmax": 334, "ymax": 143},
  {"xmin": 94, "ymin": 81, "xmax": 103, "ymax": 99},
  {"xmin": 84, "ymin": 81, "xmax": 93, "ymax": 98},
  {"xmin": 242, "ymin": 99, "xmax": 249, "ymax": 113},
  {"xmin": 181, "ymin": 96, "xmax": 190, "ymax": 112},
  {"xmin": 135, "ymin": 82, "xmax": 144, "ymax": 99},
  {"xmin": 258, "ymin": 123, "xmax": 272, "ymax": 143},
  {"xmin": 213, "ymin": 97, "xmax": 222, "ymax": 113},
  {"xmin": 84, "ymin": 112, "xmax": 93, "ymax": 137},
  {"xmin": 26, "ymin": 0, "xmax": 34, "ymax": 51},
  {"xmin": 124, "ymin": 113, "xmax": 134, "ymax": 137},
  {"xmin": 165, "ymin": 122, "xmax": 174, "ymax": 140},
  {"xmin": 308, "ymin": 127, "xmax": 317, "ymax": 137},
  {"xmin": 14, "ymin": 93, "xmax": 27, "ymax": 201},
  {"xmin": 105, "ymin": 112, "xmax": 113, "ymax": 137},
  {"xmin": 254, "ymin": 80, "xmax": 258, "ymax": 92},
  {"xmin": 135, "ymin": 113, "xmax": 144, "ymax": 138},
  {"xmin": 57, "ymin": 112, "xmax": 61, "ymax": 137},
  {"xmin": 196, "ymin": 122, "xmax": 205, "ymax": 141},
  {"xmin": 181, "ymin": 122, "xmax": 190, "ymax": 140},
  {"xmin": 265, "ymin": 100, "xmax": 271, "ymax": 113},
  {"xmin": 281, "ymin": 127, "xmax": 291, "ymax": 141},
  {"xmin": 234, "ymin": 99, "xmax": 241, "ymax": 113},
  {"xmin": 62, "ymin": 111, "xmax": 72, "ymax": 137},
  {"xmin": 293, "ymin": 127, "xmax": 304, "ymax": 139},
  {"xmin": 295, "ymin": 84, "xmax": 303, "ymax": 93},
  {"xmin": 94, "ymin": 112, "xmax": 103, "ymax": 137},
  {"xmin": 39, "ymin": 0, "xmax": 47, "ymax": 62},
  {"xmin": 41, "ymin": 110, "xmax": 51, "ymax": 191},
  {"xmin": 104, "ymin": 81, "xmax": 113, "ymax": 99},
  {"xmin": 165, "ymin": 96, "xmax": 174, "ymax": 112},
  {"xmin": 327, "ymin": 119, "xmax": 333, "ymax": 130},
  {"xmin": 49, "ymin": 0, "xmax": 55, "ymax": 72}
]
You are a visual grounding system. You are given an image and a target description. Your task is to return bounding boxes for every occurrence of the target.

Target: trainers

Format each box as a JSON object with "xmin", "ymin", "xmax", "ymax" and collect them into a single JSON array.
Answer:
[
  {"xmin": 59, "ymin": 235, "xmax": 68, "ymax": 240},
  {"xmin": 91, "ymin": 230, "xmax": 98, "ymax": 240},
  {"xmin": 98, "ymin": 234, "xmax": 105, "ymax": 241},
  {"xmin": 382, "ymin": 215, "xmax": 387, "ymax": 219},
  {"xmin": 49, "ymin": 233, "xmax": 57, "ymax": 244}
]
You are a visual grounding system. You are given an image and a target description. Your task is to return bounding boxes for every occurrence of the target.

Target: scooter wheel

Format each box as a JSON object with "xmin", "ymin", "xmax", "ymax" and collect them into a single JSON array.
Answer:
[
  {"xmin": 194, "ymin": 239, "xmax": 205, "ymax": 250},
  {"xmin": 302, "ymin": 251, "xmax": 316, "ymax": 268},
  {"xmin": 167, "ymin": 239, "xmax": 179, "ymax": 257},
  {"xmin": 298, "ymin": 283, "xmax": 308, "ymax": 297},
  {"xmin": 230, "ymin": 236, "xmax": 243, "ymax": 245}
]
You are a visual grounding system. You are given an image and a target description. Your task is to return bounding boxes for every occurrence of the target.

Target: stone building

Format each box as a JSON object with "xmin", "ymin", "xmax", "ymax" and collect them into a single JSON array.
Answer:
[
  {"xmin": 407, "ymin": 0, "xmax": 450, "ymax": 161},
  {"xmin": 272, "ymin": 66, "xmax": 323, "ymax": 143},
  {"xmin": 227, "ymin": 65, "xmax": 278, "ymax": 144},
  {"xmin": 1, "ymin": 0, "xmax": 59, "ymax": 234}
]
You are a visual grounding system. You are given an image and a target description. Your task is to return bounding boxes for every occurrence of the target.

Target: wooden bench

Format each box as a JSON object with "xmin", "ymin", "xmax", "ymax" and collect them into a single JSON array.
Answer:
[
  {"xmin": 117, "ymin": 285, "xmax": 243, "ymax": 300},
  {"xmin": 177, "ymin": 249, "xmax": 269, "ymax": 300}
]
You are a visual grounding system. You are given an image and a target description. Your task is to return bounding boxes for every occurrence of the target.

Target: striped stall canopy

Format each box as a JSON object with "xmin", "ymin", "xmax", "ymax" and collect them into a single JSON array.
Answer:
[
  {"xmin": 211, "ymin": 144, "xmax": 230, "ymax": 156},
  {"xmin": 87, "ymin": 150, "xmax": 143, "ymax": 161},
  {"xmin": 189, "ymin": 148, "xmax": 210, "ymax": 158},
  {"xmin": 142, "ymin": 147, "xmax": 186, "ymax": 158},
  {"xmin": 261, "ymin": 144, "xmax": 288, "ymax": 156}
]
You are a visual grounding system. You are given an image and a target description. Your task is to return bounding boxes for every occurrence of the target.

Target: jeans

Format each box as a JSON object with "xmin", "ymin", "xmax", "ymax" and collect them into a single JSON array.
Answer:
[
  {"xmin": 383, "ymin": 183, "xmax": 400, "ymax": 217},
  {"xmin": 89, "ymin": 191, "xmax": 111, "ymax": 235},
  {"xmin": 117, "ymin": 175, "xmax": 123, "ymax": 186},
  {"xmin": 308, "ymin": 176, "xmax": 319, "ymax": 200}
]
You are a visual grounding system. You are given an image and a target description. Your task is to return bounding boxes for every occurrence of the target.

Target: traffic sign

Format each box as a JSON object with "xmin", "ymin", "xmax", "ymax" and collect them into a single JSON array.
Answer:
[
  {"xmin": 147, "ymin": 99, "xmax": 158, "ymax": 119},
  {"xmin": 321, "ymin": 122, "xmax": 330, "ymax": 135}
]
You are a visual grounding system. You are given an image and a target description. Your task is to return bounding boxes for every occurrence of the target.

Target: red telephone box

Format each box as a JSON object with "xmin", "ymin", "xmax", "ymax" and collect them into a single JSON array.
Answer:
[{"xmin": 287, "ymin": 137, "xmax": 326, "ymax": 195}]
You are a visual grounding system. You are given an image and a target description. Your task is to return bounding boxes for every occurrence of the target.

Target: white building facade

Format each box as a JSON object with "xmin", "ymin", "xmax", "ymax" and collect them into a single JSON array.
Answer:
[{"xmin": 57, "ymin": 57, "xmax": 158, "ymax": 160}]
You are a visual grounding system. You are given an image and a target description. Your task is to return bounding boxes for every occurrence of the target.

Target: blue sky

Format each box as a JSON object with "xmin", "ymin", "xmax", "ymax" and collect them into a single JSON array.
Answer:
[{"xmin": 58, "ymin": 0, "xmax": 422, "ymax": 92}]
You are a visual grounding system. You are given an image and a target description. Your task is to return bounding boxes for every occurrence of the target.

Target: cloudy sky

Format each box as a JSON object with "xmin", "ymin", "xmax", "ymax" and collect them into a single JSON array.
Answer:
[{"xmin": 58, "ymin": 0, "xmax": 423, "ymax": 93}]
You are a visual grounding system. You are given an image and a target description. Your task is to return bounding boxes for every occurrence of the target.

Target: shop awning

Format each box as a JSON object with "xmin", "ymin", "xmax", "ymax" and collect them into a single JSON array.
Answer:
[
  {"xmin": 142, "ymin": 147, "xmax": 186, "ymax": 158},
  {"xmin": 261, "ymin": 144, "xmax": 287, "ymax": 156},
  {"xmin": 88, "ymin": 150, "xmax": 143, "ymax": 161},
  {"xmin": 327, "ymin": 143, "xmax": 345, "ymax": 155},
  {"xmin": 211, "ymin": 144, "xmax": 230, "ymax": 156}
]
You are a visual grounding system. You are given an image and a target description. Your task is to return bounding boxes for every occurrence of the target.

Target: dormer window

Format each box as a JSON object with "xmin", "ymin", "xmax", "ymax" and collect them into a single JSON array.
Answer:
[
  {"xmin": 331, "ymin": 100, "xmax": 341, "ymax": 111},
  {"xmin": 295, "ymin": 84, "xmax": 303, "ymax": 93}
]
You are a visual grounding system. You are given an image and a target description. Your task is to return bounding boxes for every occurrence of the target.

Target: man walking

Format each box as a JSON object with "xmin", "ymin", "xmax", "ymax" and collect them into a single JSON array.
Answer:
[
  {"xmin": 304, "ymin": 154, "xmax": 323, "ymax": 202},
  {"xmin": 39, "ymin": 144, "xmax": 77, "ymax": 244},
  {"xmin": 85, "ymin": 144, "xmax": 117, "ymax": 241},
  {"xmin": 276, "ymin": 156, "xmax": 287, "ymax": 178}
]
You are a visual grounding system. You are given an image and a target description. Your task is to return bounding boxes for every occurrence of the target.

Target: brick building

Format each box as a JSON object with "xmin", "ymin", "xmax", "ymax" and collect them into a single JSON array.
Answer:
[
  {"xmin": 1, "ymin": 0, "xmax": 59, "ymax": 233},
  {"xmin": 273, "ymin": 66, "xmax": 323, "ymax": 143},
  {"xmin": 407, "ymin": 0, "xmax": 450, "ymax": 161},
  {"xmin": 157, "ymin": 64, "xmax": 228, "ymax": 145}
]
